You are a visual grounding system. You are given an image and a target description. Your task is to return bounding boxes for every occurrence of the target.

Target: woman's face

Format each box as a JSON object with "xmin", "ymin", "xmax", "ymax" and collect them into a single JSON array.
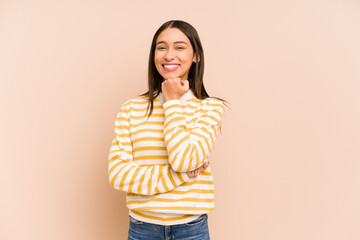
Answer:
[{"xmin": 154, "ymin": 27, "xmax": 196, "ymax": 80}]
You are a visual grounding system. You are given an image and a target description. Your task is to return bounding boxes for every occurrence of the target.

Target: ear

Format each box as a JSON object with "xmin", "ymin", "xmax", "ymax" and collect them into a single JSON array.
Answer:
[{"xmin": 193, "ymin": 54, "xmax": 200, "ymax": 63}]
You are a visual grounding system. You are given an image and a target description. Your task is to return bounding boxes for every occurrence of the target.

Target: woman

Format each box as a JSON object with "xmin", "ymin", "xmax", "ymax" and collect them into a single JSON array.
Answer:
[{"xmin": 108, "ymin": 20, "xmax": 226, "ymax": 240}]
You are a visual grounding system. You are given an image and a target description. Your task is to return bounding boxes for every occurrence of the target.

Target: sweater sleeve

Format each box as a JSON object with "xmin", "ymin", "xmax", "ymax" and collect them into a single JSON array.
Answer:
[
  {"xmin": 108, "ymin": 100, "xmax": 190, "ymax": 196},
  {"xmin": 162, "ymin": 98, "xmax": 224, "ymax": 172}
]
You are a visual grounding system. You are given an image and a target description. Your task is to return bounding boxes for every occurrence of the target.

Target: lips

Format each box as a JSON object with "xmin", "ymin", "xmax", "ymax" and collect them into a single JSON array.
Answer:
[{"xmin": 162, "ymin": 64, "xmax": 179, "ymax": 71}]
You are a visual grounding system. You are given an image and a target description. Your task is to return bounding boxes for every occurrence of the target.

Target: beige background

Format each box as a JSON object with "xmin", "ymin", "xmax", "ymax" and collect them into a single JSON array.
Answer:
[{"xmin": 1, "ymin": 0, "xmax": 360, "ymax": 239}]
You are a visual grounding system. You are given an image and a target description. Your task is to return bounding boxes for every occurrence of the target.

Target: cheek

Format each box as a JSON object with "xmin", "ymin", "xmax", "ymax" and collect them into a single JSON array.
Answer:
[
  {"xmin": 184, "ymin": 52, "xmax": 195, "ymax": 63},
  {"xmin": 154, "ymin": 56, "xmax": 163, "ymax": 73},
  {"xmin": 154, "ymin": 52, "xmax": 162, "ymax": 64},
  {"xmin": 154, "ymin": 56, "xmax": 159, "ymax": 65},
  {"xmin": 182, "ymin": 55, "xmax": 194, "ymax": 67}
]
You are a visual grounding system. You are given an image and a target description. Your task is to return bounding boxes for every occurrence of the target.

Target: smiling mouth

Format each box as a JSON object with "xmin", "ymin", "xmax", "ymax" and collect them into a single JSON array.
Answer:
[{"xmin": 162, "ymin": 64, "xmax": 179, "ymax": 71}]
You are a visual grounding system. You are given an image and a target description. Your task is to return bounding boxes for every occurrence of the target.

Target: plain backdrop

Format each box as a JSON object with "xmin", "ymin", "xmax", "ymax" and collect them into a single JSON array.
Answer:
[{"xmin": 1, "ymin": 0, "xmax": 360, "ymax": 239}]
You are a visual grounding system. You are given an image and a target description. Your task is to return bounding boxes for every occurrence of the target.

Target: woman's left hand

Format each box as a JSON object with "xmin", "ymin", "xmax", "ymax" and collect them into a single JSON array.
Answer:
[
  {"xmin": 186, "ymin": 162, "xmax": 210, "ymax": 178},
  {"xmin": 161, "ymin": 78, "xmax": 189, "ymax": 102}
]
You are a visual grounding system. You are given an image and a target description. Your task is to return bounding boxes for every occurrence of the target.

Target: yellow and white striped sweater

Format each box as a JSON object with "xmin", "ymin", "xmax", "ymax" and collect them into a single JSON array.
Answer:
[{"xmin": 108, "ymin": 89, "xmax": 224, "ymax": 225}]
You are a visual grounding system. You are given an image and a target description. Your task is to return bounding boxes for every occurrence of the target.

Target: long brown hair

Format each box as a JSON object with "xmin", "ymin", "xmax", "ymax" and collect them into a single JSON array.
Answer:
[{"xmin": 141, "ymin": 20, "xmax": 228, "ymax": 116}]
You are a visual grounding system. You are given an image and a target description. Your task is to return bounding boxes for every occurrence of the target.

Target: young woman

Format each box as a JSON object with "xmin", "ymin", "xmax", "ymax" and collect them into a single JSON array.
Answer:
[{"xmin": 108, "ymin": 20, "xmax": 226, "ymax": 240}]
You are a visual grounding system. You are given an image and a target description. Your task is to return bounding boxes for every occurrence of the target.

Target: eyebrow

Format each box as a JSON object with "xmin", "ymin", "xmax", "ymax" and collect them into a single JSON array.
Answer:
[{"xmin": 156, "ymin": 41, "xmax": 188, "ymax": 45}]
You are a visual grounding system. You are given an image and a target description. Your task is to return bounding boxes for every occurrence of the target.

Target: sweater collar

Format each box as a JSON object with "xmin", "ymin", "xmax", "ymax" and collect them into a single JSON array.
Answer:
[{"xmin": 156, "ymin": 89, "xmax": 196, "ymax": 104}]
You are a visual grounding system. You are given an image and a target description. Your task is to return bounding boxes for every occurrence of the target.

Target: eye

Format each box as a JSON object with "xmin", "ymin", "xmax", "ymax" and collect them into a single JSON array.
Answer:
[
  {"xmin": 176, "ymin": 46, "xmax": 185, "ymax": 50},
  {"xmin": 156, "ymin": 46, "xmax": 166, "ymax": 50}
]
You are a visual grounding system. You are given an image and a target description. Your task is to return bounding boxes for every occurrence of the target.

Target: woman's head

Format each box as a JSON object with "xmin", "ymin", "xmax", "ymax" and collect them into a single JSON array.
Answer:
[
  {"xmin": 154, "ymin": 27, "xmax": 196, "ymax": 81},
  {"xmin": 147, "ymin": 20, "xmax": 207, "ymax": 98},
  {"xmin": 142, "ymin": 20, "xmax": 226, "ymax": 117}
]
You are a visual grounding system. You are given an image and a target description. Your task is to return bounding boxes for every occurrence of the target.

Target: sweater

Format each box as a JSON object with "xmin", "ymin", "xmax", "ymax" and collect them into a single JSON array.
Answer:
[{"xmin": 108, "ymin": 89, "xmax": 224, "ymax": 225}]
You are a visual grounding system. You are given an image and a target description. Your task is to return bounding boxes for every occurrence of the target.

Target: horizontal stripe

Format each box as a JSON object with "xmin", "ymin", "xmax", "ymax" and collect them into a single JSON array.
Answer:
[
  {"xmin": 132, "ymin": 146, "xmax": 167, "ymax": 152},
  {"xmin": 112, "ymin": 141, "xmax": 131, "ymax": 147},
  {"xmin": 127, "ymin": 197, "xmax": 213, "ymax": 205},
  {"xmin": 130, "ymin": 210, "xmax": 194, "ymax": 221},
  {"xmin": 132, "ymin": 206, "xmax": 214, "ymax": 211},
  {"xmin": 109, "ymin": 149, "xmax": 132, "ymax": 155},
  {"xmin": 116, "ymin": 116, "xmax": 128, "ymax": 122},
  {"xmin": 182, "ymin": 104, "xmax": 198, "ymax": 110},
  {"xmin": 164, "ymin": 116, "xmax": 185, "ymax": 129},
  {"xmin": 133, "ymin": 155, "xmax": 168, "ymax": 161},
  {"xmin": 131, "ymin": 121, "xmax": 163, "ymax": 128},
  {"xmin": 131, "ymin": 113, "xmax": 165, "ymax": 120},
  {"xmin": 126, "ymin": 188, "xmax": 214, "ymax": 197},
  {"xmin": 130, "ymin": 100, "xmax": 151, "ymax": 105},
  {"xmin": 115, "ymin": 125, "xmax": 129, "ymax": 130},
  {"xmin": 132, "ymin": 105, "xmax": 163, "ymax": 112},
  {"xmin": 168, "ymin": 189, "xmax": 214, "ymax": 194},
  {"xmin": 188, "ymin": 98, "xmax": 201, "ymax": 104},
  {"xmin": 131, "ymin": 128, "xmax": 163, "ymax": 136},
  {"xmin": 200, "ymin": 171, "xmax": 212, "ymax": 176},
  {"xmin": 126, "ymin": 189, "xmax": 214, "ymax": 197},
  {"xmin": 205, "ymin": 102, "xmax": 223, "ymax": 108},
  {"xmin": 132, "ymin": 137, "xmax": 164, "ymax": 144},
  {"xmin": 164, "ymin": 103, "xmax": 181, "ymax": 112},
  {"xmin": 115, "ymin": 133, "xmax": 128, "ymax": 138},
  {"xmin": 182, "ymin": 180, "xmax": 213, "ymax": 186},
  {"xmin": 138, "ymin": 163, "xmax": 168, "ymax": 167},
  {"xmin": 200, "ymin": 114, "xmax": 219, "ymax": 123}
]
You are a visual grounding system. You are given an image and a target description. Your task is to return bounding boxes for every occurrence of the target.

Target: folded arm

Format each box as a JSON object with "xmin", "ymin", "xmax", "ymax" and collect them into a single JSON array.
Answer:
[
  {"xmin": 108, "ymin": 100, "xmax": 190, "ymax": 196},
  {"xmin": 163, "ymin": 98, "xmax": 224, "ymax": 172}
]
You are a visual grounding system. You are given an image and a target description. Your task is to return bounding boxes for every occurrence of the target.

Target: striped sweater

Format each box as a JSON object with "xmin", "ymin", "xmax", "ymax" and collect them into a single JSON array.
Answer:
[{"xmin": 108, "ymin": 89, "xmax": 224, "ymax": 225}]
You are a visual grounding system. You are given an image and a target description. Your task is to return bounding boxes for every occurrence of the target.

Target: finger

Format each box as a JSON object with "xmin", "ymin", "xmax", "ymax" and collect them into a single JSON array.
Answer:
[
  {"xmin": 203, "ymin": 162, "xmax": 209, "ymax": 168},
  {"xmin": 197, "ymin": 162, "xmax": 208, "ymax": 173},
  {"xmin": 180, "ymin": 79, "xmax": 187, "ymax": 85},
  {"xmin": 182, "ymin": 79, "xmax": 189, "ymax": 88}
]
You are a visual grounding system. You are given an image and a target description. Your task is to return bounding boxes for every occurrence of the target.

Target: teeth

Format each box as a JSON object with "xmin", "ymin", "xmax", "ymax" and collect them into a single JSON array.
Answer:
[{"xmin": 163, "ymin": 64, "xmax": 179, "ymax": 68}]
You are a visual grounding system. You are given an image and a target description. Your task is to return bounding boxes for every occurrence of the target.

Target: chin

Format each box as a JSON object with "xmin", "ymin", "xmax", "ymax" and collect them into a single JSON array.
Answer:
[{"xmin": 162, "ymin": 73, "xmax": 179, "ymax": 79}]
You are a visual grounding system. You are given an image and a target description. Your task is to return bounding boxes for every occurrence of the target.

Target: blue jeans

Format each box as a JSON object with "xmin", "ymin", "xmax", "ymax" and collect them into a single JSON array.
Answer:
[{"xmin": 127, "ymin": 214, "xmax": 210, "ymax": 240}]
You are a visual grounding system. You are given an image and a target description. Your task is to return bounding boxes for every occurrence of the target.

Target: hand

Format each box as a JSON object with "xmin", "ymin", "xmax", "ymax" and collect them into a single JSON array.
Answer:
[
  {"xmin": 186, "ymin": 162, "xmax": 210, "ymax": 178},
  {"xmin": 161, "ymin": 78, "xmax": 189, "ymax": 102}
]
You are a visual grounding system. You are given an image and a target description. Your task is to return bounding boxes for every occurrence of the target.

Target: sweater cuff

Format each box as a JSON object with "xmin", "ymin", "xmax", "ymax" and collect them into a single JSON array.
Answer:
[{"xmin": 163, "ymin": 99, "xmax": 182, "ymax": 113}]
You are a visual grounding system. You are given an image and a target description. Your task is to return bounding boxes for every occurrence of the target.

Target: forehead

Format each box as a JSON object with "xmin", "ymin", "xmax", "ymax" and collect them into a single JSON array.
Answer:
[{"xmin": 156, "ymin": 28, "xmax": 190, "ymax": 44}]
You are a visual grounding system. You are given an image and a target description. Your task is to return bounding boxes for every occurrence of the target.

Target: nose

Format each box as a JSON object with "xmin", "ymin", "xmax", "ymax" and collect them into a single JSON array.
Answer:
[{"xmin": 164, "ymin": 48, "xmax": 175, "ymax": 61}]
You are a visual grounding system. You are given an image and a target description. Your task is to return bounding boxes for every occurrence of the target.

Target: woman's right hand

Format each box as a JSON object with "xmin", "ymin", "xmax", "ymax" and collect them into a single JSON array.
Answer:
[
  {"xmin": 186, "ymin": 162, "xmax": 210, "ymax": 178},
  {"xmin": 162, "ymin": 78, "xmax": 189, "ymax": 102}
]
